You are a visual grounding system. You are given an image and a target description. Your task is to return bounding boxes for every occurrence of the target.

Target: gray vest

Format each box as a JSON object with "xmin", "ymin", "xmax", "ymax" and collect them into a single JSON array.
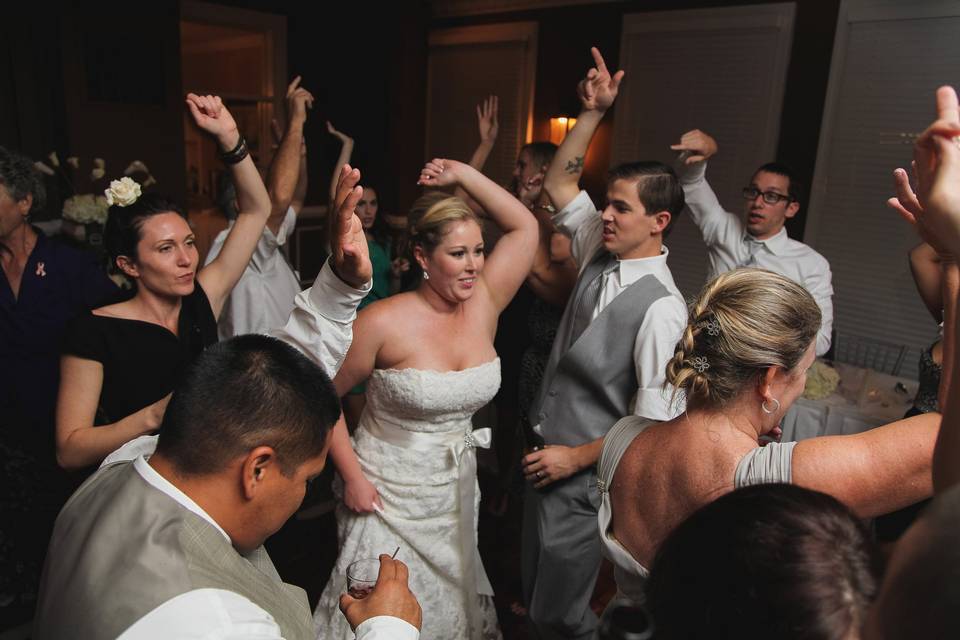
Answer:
[
  {"xmin": 34, "ymin": 461, "xmax": 314, "ymax": 640},
  {"xmin": 531, "ymin": 250, "xmax": 671, "ymax": 446}
]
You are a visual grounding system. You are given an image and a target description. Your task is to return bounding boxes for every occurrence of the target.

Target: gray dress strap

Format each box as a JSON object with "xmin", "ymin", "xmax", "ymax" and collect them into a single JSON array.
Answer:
[
  {"xmin": 597, "ymin": 416, "xmax": 654, "ymax": 492},
  {"xmin": 733, "ymin": 441, "xmax": 798, "ymax": 488}
]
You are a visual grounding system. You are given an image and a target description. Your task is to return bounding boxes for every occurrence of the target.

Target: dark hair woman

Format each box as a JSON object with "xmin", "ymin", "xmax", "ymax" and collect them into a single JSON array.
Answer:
[{"xmin": 55, "ymin": 94, "xmax": 273, "ymax": 470}]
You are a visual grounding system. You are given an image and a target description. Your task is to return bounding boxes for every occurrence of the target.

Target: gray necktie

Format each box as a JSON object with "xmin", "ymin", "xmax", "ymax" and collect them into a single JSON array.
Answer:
[
  {"xmin": 739, "ymin": 237, "xmax": 764, "ymax": 268},
  {"xmin": 569, "ymin": 255, "xmax": 618, "ymax": 344}
]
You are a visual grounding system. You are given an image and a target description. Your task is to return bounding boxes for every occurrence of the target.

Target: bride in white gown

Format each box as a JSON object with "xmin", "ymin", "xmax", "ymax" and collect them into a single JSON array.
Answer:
[{"xmin": 313, "ymin": 158, "xmax": 538, "ymax": 640}]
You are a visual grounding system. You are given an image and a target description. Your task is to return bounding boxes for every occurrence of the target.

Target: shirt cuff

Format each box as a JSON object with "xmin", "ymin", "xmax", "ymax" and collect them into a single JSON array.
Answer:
[
  {"xmin": 678, "ymin": 159, "xmax": 707, "ymax": 185},
  {"xmin": 552, "ymin": 190, "xmax": 595, "ymax": 235},
  {"xmin": 355, "ymin": 616, "xmax": 420, "ymax": 640},
  {"xmin": 308, "ymin": 258, "xmax": 372, "ymax": 322}
]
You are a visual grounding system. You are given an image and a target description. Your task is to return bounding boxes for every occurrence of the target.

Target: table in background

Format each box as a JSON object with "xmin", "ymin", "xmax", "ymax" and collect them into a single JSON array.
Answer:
[{"xmin": 781, "ymin": 362, "xmax": 918, "ymax": 442}]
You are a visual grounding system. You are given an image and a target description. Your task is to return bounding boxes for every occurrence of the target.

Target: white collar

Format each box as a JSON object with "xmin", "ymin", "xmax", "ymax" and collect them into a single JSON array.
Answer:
[
  {"xmin": 744, "ymin": 227, "xmax": 789, "ymax": 255},
  {"xmin": 615, "ymin": 246, "xmax": 671, "ymax": 287},
  {"xmin": 134, "ymin": 456, "xmax": 231, "ymax": 543}
]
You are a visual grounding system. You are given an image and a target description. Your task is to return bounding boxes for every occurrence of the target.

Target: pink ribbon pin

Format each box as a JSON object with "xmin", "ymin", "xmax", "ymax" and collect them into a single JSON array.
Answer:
[{"xmin": 35, "ymin": 262, "xmax": 46, "ymax": 277}]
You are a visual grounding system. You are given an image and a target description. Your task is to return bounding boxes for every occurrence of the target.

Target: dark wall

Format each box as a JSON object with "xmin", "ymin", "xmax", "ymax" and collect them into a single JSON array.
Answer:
[
  {"xmin": 433, "ymin": 0, "xmax": 842, "ymax": 238},
  {"xmin": 207, "ymin": 0, "xmax": 430, "ymax": 216}
]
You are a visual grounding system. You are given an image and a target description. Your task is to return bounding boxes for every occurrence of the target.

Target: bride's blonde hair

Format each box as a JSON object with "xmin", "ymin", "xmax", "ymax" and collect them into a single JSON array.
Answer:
[{"xmin": 408, "ymin": 193, "xmax": 482, "ymax": 254}]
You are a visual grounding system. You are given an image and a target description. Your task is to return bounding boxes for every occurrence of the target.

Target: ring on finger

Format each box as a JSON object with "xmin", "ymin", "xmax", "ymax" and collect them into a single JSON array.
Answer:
[{"xmin": 536, "ymin": 471, "xmax": 543, "ymax": 479}]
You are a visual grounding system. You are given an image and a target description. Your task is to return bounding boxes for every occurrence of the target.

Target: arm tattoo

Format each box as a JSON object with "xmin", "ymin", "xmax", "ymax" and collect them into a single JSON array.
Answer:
[{"xmin": 564, "ymin": 156, "xmax": 584, "ymax": 174}]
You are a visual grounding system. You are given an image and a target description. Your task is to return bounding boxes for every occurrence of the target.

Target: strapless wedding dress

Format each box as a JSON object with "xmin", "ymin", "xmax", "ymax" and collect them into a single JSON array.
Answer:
[{"xmin": 313, "ymin": 359, "xmax": 503, "ymax": 640}]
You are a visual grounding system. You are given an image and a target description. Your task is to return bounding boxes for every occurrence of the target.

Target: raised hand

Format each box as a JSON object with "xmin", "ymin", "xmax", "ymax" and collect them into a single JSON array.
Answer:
[
  {"xmin": 327, "ymin": 121, "xmax": 354, "ymax": 146},
  {"xmin": 417, "ymin": 158, "xmax": 466, "ymax": 189},
  {"xmin": 670, "ymin": 129, "xmax": 719, "ymax": 165},
  {"xmin": 339, "ymin": 556, "xmax": 422, "ymax": 631},
  {"xmin": 185, "ymin": 93, "xmax": 240, "ymax": 150},
  {"xmin": 331, "ymin": 164, "xmax": 371, "ymax": 287},
  {"xmin": 576, "ymin": 47, "xmax": 625, "ymax": 113},
  {"xmin": 285, "ymin": 75, "xmax": 314, "ymax": 127},
  {"xmin": 477, "ymin": 95, "xmax": 499, "ymax": 144},
  {"xmin": 889, "ymin": 87, "xmax": 960, "ymax": 256}
]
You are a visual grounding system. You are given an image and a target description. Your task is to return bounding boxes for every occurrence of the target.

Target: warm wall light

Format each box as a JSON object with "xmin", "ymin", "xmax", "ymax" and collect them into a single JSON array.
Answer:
[{"xmin": 549, "ymin": 116, "xmax": 577, "ymax": 144}]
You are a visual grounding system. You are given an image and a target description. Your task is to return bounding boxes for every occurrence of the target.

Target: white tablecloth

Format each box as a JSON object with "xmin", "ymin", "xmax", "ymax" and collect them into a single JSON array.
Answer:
[{"xmin": 781, "ymin": 362, "xmax": 919, "ymax": 442}]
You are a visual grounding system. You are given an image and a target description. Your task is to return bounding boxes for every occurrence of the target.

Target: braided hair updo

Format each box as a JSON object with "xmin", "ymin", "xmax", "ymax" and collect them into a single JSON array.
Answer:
[{"xmin": 666, "ymin": 268, "xmax": 820, "ymax": 410}]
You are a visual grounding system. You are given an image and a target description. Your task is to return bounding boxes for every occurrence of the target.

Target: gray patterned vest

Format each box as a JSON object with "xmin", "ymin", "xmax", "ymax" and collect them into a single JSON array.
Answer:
[
  {"xmin": 33, "ymin": 461, "xmax": 314, "ymax": 640},
  {"xmin": 530, "ymin": 250, "xmax": 671, "ymax": 446}
]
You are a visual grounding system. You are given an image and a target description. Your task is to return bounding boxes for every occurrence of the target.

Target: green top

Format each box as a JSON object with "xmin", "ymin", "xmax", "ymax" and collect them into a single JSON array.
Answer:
[{"xmin": 360, "ymin": 238, "xmax": 391, "ymax": 309}]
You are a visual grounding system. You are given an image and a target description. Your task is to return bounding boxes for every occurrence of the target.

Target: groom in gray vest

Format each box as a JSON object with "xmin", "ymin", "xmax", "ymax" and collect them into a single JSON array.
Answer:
[{"xmin": 521, "ymin": 48, "xmax": 687, "ymax": 639}]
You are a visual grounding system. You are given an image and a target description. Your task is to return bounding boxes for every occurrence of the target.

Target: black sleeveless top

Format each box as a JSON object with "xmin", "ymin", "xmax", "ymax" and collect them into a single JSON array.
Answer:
[{"xmin": 62, "ymin": 283, "xmax": 218, "ymax": 424}]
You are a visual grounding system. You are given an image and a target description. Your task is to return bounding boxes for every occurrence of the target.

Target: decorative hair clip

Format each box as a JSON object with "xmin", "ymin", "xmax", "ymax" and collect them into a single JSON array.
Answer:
[
  {"xmin": 104, "ymin": 177, "xmax": 142, "ymax": 207},
  {"xmin": 691, "ymin": 356, "xmax": 710, "ymax": 374},
  {"xmin": 700, "ymin": 317, "xmax": 721, "ymax": 337}
]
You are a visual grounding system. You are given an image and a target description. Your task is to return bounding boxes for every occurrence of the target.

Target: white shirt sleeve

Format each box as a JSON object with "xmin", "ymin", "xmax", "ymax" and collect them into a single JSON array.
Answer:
[
  {"xmin": 355, "ymin": 616, "xmax": 420, "ymax": 640},
  {"xmin": 272, "ymin": 258, "xmax": 371, "ymax": 376},
  {"xmin": 551, "ymin": 190, "xmax": 602, "ymax": 269},
  {"xmin": 632, "ymin": 295, "xmax": 687, "ymax": 421},
  {"xmin": 118, "ymin": 589, "xmax": 283, "ymax": 639},
  {"xmin": 804, "ymin": 254, "xmax": 834, "ymax": 356},
  {"xmin": 678, "ymin": 161, "xmax": 742, "ymax": 250}
]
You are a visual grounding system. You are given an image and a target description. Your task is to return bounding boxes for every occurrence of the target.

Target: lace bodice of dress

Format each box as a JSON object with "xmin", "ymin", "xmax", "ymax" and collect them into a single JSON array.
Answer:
[{"xmin": 363, "ymin": 358, "xmax": 502, "ymax": 433}]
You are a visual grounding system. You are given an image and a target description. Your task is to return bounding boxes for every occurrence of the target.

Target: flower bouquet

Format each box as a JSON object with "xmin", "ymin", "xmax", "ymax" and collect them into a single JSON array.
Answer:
[{"xmin": 36, "ymin": 152, "xmax": 156, "ymax": 252}]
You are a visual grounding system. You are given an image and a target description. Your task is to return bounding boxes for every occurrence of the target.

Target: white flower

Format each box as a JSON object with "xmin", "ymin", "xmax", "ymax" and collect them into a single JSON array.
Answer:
[
  {"xmin": 34, "ymin": 161, "xmax": 55, "ymax": 176},
  {"xmin": 66, "ymin": 156, "xmax": 80, "ymax": 169},
  {"xmin": 62, "ymin": 194, "xmax": 109, "ymax": 224},
  {"xmin": 124, "ymin": 160, "xmax": 149, "ymax": 175},
  {"xmin": 48, "ymin": 151, "xmax": 60, "ymax": 167},
  {"xmin": 91, "ymin": 167, "xmax": 105, "ymax": 180},
  {"xmin": 93, "ymin": 158, "xmax": 105, "ymax": 169},
  {"xmin": 104, "ymin": 177, "xmax": 142, "ymax": 207}
]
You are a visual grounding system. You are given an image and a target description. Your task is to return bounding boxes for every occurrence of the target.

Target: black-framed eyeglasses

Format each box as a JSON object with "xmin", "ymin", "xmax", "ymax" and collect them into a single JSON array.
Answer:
[{"xmin": 741, "ymin": 187, "xmax": 794, "ymax": 205}]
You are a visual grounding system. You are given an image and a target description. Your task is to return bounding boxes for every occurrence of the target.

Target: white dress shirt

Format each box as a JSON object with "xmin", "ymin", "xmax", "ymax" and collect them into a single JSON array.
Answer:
[
  {"xmin": 680, "ymin": 162, "xmax": 834, "ymax": 355},
  {"xmin": 554, "ymin": 190, "xmax": 687, "ymax": 421},
  {"xmin": 106, "ymin": 456, "xmax": 418, "ymax": 640},
  {"xmin": 272, "ymin": 258, "xmax": 371, "ymax": 375},
  {"xmin": 205, "ymin": 207, "xmax": 303, "ymax": 339}
]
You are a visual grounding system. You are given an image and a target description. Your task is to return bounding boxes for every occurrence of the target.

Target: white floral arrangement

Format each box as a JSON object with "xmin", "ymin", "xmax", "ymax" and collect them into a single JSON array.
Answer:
[
  {"xmin": 802, "ymin": 360, "xmax": 841, "ymax": 400},
  {"xmin": 35, "ymin": 152, "xmax": 157, "ymax": 226},
  {"xmin": 62, "ymin": 193, "xmax": 110, "ymax": 225}
]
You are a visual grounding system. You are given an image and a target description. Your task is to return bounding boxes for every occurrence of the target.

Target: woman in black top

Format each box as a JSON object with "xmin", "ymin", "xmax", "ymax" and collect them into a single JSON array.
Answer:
[{"xmin": 56, "ymin": 94, "xmax": 273, "ymax": 470}]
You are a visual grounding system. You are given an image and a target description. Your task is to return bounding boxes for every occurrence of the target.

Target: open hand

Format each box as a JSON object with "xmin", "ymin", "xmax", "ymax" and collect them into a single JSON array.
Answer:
[
  {"xmin": 522, "ymin": 444, "xmax": 584, "ymax": 489},
  {"xmin": 186, "ymin": 93, "xmax": 240, "ymax": 150},
  {"xmin": 286, "ymin": 75, "xmax": 314, "ymax": 127},
  {"xmin": 477, "ymin": 95, "xmax": 499, "ymax": 144},
  {"xmin": 670, "ymin": 129, "xmax": 718, "ymax": 165},
  {"xmin": 339, "ymin": 556, "xmax": 422, "ymax": 631},
  {"xmin": 576, "ymin": 47, "xmax": 624, "ymax": 113},
  {"xmin": 889, "ymin": 86, "xmax": 960, "ymax": 257},
  {"xmin": 331, "ymin": 164, "xmax": 371, "ymax": 287}
]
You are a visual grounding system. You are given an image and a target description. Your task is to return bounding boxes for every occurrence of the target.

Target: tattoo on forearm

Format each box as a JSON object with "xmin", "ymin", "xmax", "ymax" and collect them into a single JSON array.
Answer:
[{"xmin": 565, "ymin": 157, "xmax": 585, "ymax": 174}]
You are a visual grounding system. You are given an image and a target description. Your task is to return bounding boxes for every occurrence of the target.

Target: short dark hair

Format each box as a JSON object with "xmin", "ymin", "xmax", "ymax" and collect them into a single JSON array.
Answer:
[
  {"xmin": 104, "ymin": 192, "xmax": 186, "ymax": 264},
  {"xmin": 0, "ymin": 146, "xmax": 46, "ymax": 216},
  {"xmin": 647, "ymin": 483, "xmax": 878, "ymax": 640},
  {"xmin": 872, "ymin": 485, "xmax": 960, "ymax": 639},
  {"xmin": 155, "ymin": 334, "xmax": 341, "ymax": 476},
  {"xmin": 754, "ymin": 161, "xmax": 803, "ymax": 205},
  {"xmin": 607, "ymin": 161, "xmax": 685, "ymax": 237},
  {"xmin": 520, "ymin": 142, "xmax": 558, "ymax": 170}
]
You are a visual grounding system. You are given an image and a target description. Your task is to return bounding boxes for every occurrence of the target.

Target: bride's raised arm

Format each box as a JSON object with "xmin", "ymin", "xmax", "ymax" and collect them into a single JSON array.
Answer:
[{"xmin": 418, "ymin": 158, "xmax": 537, "ymax": 312}]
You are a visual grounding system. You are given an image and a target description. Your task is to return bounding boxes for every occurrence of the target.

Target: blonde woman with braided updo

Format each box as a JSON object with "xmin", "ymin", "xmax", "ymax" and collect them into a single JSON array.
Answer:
[
  {"xmin": 312, "ymin": 158, "xmax": 537, "ymax": 640},
  {"xmin": 595, "ymin": 267, "xmax": 941, "ymax": 610}
]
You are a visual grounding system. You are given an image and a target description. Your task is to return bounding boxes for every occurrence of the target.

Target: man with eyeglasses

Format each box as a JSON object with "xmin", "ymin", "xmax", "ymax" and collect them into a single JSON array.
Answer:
[{"xmin": 671, "ymin": 129, "xmax": 833, "ymax": 355}]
